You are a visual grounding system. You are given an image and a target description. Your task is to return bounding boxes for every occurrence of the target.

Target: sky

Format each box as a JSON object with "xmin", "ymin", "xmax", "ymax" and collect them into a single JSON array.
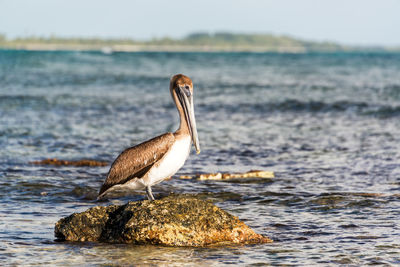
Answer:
[{"xmin": 0, "ymin": 0, "xmax": 399, "ymax": 46}]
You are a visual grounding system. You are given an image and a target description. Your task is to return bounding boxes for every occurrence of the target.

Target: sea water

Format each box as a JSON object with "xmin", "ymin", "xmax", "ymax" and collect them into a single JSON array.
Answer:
[{"xmin": 1, "ymin": 50, "xmax": 400, "ymax": 265}]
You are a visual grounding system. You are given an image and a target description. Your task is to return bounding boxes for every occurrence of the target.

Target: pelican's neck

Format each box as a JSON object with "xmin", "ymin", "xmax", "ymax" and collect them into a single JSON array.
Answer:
[
  {"xmin": 171, "ymin": 89, "xmax": 190, "ymax": 137},
  {"xmin": 176, "ymin": 105, "xmax": 190, "ymax": 136}
]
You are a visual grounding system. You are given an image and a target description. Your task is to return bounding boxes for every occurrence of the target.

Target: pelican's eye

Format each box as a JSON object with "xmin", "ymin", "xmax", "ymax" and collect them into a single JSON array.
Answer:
[{"xmin": 183, "ymin": 85, "xmax": 191, "ymax": 97}]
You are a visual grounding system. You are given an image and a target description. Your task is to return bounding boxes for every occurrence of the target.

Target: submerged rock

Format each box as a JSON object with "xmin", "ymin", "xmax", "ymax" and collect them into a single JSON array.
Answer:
[
  {"xmin": 31, "ymin": 158, "xmax": 108, "ymax": 167},
  {"xmin": 55, "ymin": 195, "xmax": 272, "ymax": 246},
  {"xmin": 179, "ymin": 170, "xmax": 274, "ymax": 180}
]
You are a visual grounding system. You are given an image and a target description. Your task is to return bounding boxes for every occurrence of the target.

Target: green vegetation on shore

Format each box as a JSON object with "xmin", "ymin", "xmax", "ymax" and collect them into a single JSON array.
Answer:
[{"xmin": 0, "ymin": 32, "xmax": 395, "ymax": 52}]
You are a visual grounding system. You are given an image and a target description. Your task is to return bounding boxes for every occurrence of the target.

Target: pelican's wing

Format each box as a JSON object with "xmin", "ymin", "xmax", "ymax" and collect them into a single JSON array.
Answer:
[{"xmin": 99, "ymin": 133, "xmax": 175, "ymax": 196}]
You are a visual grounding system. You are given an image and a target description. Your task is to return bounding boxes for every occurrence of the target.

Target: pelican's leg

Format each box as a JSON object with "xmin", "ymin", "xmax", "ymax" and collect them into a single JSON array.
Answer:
[{"xmin": 146, "ymin": 186, "xmax": 155, "ymax": 201}]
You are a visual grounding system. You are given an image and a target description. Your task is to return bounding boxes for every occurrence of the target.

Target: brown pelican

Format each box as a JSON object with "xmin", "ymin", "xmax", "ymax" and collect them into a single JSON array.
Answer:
[{"xmin": 98, "ymin": 74, "xmax": 200, "ymax": 201}]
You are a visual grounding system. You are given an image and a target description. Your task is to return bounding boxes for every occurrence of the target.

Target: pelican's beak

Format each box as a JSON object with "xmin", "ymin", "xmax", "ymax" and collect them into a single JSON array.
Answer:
[{"xmin": 176, "ymin": 86, "xmax": 201, "ymax": 154}]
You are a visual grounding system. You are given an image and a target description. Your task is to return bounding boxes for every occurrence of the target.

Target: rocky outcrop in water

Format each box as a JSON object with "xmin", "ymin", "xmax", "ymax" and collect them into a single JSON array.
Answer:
[
  {"xmin": 55, "ymin": 195, "xmax": 272, "ymax": 246},
  {"xmin": 31, "ymin": 158, "xmax": 108, "ymax": 167},
  {"xmin": 179, "ymin": 170, "xmax": 274, "ymax": 180}
]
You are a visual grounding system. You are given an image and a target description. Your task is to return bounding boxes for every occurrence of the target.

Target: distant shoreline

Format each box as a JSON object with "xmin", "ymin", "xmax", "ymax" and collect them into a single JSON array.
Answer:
[
  {"xmin": 1, "ymin": 45, "xmax": 398, "ymax": 53},
  {"xmin": 0, "ymin": 44, "xmax": 312, "ymax": 53},
  {"xmin": 0, "ymin": 32, "xmax": 398, "ymax": 53}
]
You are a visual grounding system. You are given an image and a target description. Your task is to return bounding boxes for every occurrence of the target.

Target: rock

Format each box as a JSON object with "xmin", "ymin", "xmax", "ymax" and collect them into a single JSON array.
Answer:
[
  {"xmin": 179, "ymin": 170, "xmax": 275, "ymax": 180},
  {"xmin": 31, "ymin": 158, "xmax": 108, "ymax": 167},
  {"xmin": 55, "ymin": 195, "xmax": 272, "ymax": 246}
]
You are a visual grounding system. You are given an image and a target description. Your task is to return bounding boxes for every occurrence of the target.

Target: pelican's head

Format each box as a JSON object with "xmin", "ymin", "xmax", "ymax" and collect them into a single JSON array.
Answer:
[{"xmin": 170, "ymin": 74, "xmax": 200, "ymax": 154}]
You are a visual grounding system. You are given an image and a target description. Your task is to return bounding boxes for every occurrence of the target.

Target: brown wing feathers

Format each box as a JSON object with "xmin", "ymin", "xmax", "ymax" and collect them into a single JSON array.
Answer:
[{"xmin": 99, "ymin": 133, "xmax": 175, "ymax": 195}]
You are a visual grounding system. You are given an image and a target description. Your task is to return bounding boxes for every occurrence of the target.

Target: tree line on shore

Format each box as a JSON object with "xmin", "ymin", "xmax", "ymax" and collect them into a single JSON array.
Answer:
[{"xmin": 0, "ymin": 32, "xmax": 392, "ymax": 52}]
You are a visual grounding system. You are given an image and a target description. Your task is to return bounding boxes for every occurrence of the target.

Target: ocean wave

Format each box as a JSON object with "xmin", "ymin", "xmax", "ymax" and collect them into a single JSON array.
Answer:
[
  {"xmin": 200, "ymin": 99, "xmax": 400, "ymax": 117},
  {"xmin": 2, "ymin": 94, "xmax": 399, "ymax": 118},
  {"xmin": 199, "ymin": 81, "xmax": 338, "ymax": 92},
  {"xmin": 0, "ymin": 72, "xmax": 169, "ymax": 88},
  {"xmin": 0, "ymin": 95, "xmax": 50, "ymax": 109}
]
